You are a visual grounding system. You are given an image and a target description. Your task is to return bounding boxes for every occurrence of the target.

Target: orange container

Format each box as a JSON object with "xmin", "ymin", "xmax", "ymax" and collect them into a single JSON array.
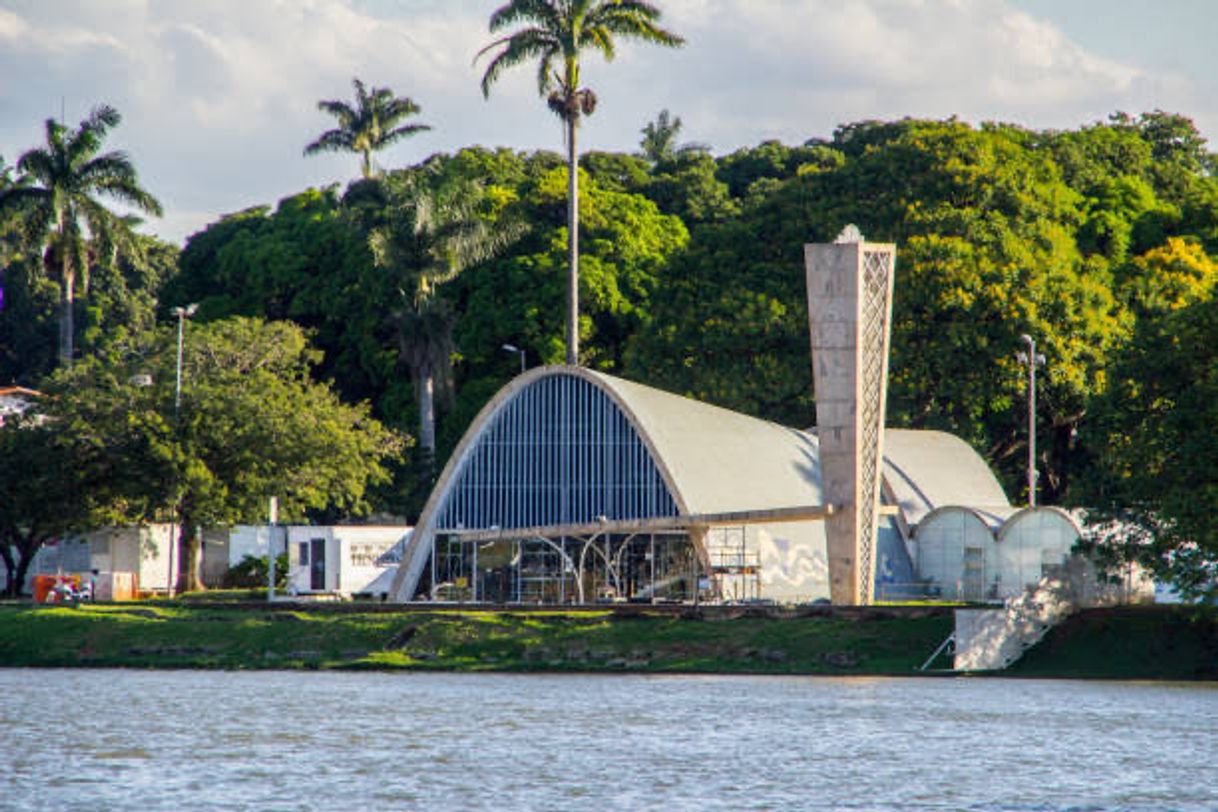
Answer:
[
  {"xmin": 32, "ymin": 575, "xmax": 57, "ymax": 603},
  {"xmin": 33, "ymin": 574, "xmax": 80, "ymax": 603}
]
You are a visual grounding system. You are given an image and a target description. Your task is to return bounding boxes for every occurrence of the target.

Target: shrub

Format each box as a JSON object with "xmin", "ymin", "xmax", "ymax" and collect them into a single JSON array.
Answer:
[{"xmin": 222, "ymin": 554, "xmax": 289, "ymax": 588}]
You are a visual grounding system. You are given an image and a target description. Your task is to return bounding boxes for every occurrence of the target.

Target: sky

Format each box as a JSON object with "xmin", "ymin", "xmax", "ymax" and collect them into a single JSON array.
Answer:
[{"xmin": 1, "ymin": 0, "xmax": 1215, "ymax": 246}]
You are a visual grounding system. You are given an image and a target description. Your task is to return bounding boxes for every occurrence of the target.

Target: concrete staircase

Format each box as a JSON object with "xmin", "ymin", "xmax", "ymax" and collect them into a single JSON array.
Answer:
[{"xmin": 952, "ymin": 577, "xmax": 1074, "ymax": 671}]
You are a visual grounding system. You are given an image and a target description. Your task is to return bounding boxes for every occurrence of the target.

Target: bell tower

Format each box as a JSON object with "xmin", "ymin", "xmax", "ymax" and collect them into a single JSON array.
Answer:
[{"xmin": 804, "ymin": 227, "xmax": 896, "ymax": 604}]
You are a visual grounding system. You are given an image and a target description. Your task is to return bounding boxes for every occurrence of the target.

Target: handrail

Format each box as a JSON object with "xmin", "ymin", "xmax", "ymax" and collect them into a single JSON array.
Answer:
[{"xmin": 919, "ymin": 631, "xmax": 956, "ymax": 671}]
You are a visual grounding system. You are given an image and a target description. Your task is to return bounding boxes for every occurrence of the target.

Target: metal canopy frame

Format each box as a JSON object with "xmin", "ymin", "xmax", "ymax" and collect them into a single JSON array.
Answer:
[{"xmin": 427, "ymin": 504, "xmax": 838, "ymax": 605}]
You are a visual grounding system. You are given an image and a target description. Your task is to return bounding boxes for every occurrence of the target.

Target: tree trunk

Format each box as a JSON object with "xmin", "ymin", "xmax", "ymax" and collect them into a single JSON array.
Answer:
[
  {"xmin": 59, "ymin": 259, "xmax": 74, "ymax": 368},
  {"xmin": 0, "ymin": 542, "xmax": 17, "ymax": 597},
  {"xmin": 566, "ymin": 111, "xmax": 580, "ymax": 366},
  {"xmin": 12, "ymin": 545, "xmax": 33, "ymax": 598},
  {"xmin": 1041, "ymin": 422, "xmax": 1077, "ymax": 505},
  {"xmin": 417, "ymin": 366, "xmax": 436, "ymax": 456},
  {"xmin": 175, "ymin": 518, "xmax": 205, "ymax": 594}
]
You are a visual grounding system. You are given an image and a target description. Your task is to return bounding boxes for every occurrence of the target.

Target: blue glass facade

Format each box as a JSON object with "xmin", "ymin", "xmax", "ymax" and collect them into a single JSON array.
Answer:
[{"xmin": 434, "ymin": 373, "xmax": 678, "ymax": 531}]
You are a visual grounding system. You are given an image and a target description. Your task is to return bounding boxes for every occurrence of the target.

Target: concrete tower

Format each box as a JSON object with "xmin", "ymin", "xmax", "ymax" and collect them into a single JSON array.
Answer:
[{"xmin": 804, "ymin": 227, "xmax": 896, "ymax": 605}]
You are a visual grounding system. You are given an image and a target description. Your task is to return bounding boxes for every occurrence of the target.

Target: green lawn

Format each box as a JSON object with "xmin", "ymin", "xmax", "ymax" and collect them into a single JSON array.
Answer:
[
  {"xmin": 4, "ymin": 602, "xmax": 1211, "ymax": 679},
  {"xmin": 0, "ymin": 603, "xmax": 952, "ymax": 675}
]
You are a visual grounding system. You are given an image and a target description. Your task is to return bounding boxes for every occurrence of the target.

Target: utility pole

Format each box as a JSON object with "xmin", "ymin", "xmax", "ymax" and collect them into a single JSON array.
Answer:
[
  {"xmin": 268, "ymin": 496, "xmax": 278, "ymax": 602},
  {"xmin": 1017, "ymin": 334, "xmax": 1046, "ymax": 507},
  {"xmin": 168, "ymin": 304, "xmax": 198, "ymax": 597}
]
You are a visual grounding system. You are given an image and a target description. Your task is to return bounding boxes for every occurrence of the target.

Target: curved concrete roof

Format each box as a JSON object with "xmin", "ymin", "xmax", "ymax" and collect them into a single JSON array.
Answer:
[
  {"xmin": 996, "ymin": 506, "xmax": 1083, "ymax": 543},
  {"xmin": 915, "ymin": 504, "xmax": 1019, "ymax": 535},
  {"xmin": 881, "ymin": 429, "xmax": 1011, "ymax": 527},
  {"xmin": 592, "ymin": 371, "xmax": 823, "ymax": 514},
  {"xmin": 390, "ymin": 366, "xmax": 1013, "ymax": 600}
]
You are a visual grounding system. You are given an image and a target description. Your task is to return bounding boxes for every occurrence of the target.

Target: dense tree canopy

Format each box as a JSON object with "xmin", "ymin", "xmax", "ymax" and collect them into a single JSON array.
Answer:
[
  {"xmin": 22, "ymin": 317, "xmax": 402, "ymax": 592},
  {"xmin": 6, "ymin": 105, "xmax": 1218, "ymax": 594},
  {"xmin": 1078, "ymin": 295, "xmax": 1218, "ymax": 600}
]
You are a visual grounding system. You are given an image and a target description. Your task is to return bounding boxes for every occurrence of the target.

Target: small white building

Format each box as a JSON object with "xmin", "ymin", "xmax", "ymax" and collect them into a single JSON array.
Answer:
[
  {"xmin": 228, "ymin": 525, "xmax": 411, "ymax": 598},
  {"xmin": 16, "ymin": 525, "xmax": 175, "ymax": 598}
]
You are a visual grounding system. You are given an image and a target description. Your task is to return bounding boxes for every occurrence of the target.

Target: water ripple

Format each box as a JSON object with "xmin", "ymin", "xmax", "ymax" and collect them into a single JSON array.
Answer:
[{"xmin": 0, "ymin": 670, "xmax": 1215, "ymax": 811}]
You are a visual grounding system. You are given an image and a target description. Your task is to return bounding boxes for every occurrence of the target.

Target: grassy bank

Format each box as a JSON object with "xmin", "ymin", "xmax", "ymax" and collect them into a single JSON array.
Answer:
[
  {"xmin": 2, "ymin": 603, "xmax": 1213, "ymax": 678},
  {"xmin": 0, "ymin": 602, "xmax": 951, "ymax": 675},
  {"xmin": 1007, "ymin": 605, "xmax": 1218, "ymax": 680}
]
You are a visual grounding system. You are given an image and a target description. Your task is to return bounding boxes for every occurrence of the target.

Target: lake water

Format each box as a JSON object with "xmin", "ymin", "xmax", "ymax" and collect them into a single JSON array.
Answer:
[{"xmin": 1, "ymin": 669, "xmax": 1215, "ymax": 811}]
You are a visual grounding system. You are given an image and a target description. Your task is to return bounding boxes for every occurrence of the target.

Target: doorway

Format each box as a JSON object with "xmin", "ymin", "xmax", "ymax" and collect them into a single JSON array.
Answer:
[{"xmin": 310, "ymin": 538, "xmax": 326, "ymax": 591}]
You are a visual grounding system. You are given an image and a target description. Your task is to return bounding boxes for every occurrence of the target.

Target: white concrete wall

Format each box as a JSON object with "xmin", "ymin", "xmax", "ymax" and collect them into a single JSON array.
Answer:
[
  {"xmin": 229, "ymin": 525, "xmax": 277, "ymax": 566},
  {"xmin": 915, "ymin": 507, "xmax": 1083, "ymax": 602},
  {"xmin": 334, "ymin": 527, "xmax": 405, "ymax": 594},
  {"xmin": 915, "ymin": 509, "xmax": 997, "ymax": 600},
  {"xmin": 706, "ymin": 521, "xmax": 831, "ymax": 604},
  {"xmin": 134, "ymin": 525, "xmax": 174, "ymax": 592},
  {"xmin": 996, "ymin": 511, "xmax": 1076, "ymax": 594},
  {"xmin": 280, "ymin": 526, "xmax": 409, "ymax": 596}
]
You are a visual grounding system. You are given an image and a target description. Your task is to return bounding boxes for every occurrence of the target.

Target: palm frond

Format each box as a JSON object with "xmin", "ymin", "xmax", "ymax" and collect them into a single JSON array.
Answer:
[
  {"xmin": 478, "ymin": 29, "xmax": 560, "ymax": 96},
  {"xmin": 303, "ymin": 128, "xmax": 356, "ymax": 157},
  {"xmin": 15, "ymin": 143, "xmax": 55, "ymax": 184},
  {"xmin": 488, "ymin": 0, "xmax": 560, "ymax": 34},
  {"xmin": 589, "ymin": 1, "xmax": 684, "ymax": 47},
  {"xmin": 316, "ymin": 100, "xmax": 358, "ymax": 126},
  {"xmin": 582, "ymin": 26, "xmax": 617, "ymax": 61}
]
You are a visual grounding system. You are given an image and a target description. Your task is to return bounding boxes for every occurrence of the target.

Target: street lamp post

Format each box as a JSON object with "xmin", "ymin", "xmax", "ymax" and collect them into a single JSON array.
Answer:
[
  {"xmin": 168, "ymin": 304, "xmax": 198, "ymax": 597},
  {"xmin": 502, "ymin": 343, "xmax": 526, "ymax": 375},
  {"xmin": 1017, "ymin": 334, "xmax": 1046, "ymax": 507},
  {"xmin": 172, "ymin": 304, "xmax": 198, "ymax": 418}
]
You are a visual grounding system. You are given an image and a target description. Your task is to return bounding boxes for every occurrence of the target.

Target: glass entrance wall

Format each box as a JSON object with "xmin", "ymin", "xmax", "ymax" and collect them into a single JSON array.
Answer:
[
  {"xmin": 433, "ymin": 374, "xmax": 679, "ymax": 533},
  {"xmin": 430, "ymin": 531, "xmax": 698, "ymax": 604}
]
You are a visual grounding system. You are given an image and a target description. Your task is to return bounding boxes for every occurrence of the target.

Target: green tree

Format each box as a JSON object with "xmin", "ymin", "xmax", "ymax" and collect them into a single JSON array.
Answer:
[
  {"xmin": 477, "ymin": 0, "xmax": 683, "ymax": 365},
  {"xmin": 0, "ymin": 105, "xmax": 162, "ymax": 367},
  {"xmin": 356, "ymin": 170, "xmax": 522, "ymax": 459},
  {"xmin": 642, "ymin": 151, "xmax": 739, "ymax": 225},
  {"xmin": 304, "ymin": 78, "xmax": 432, "ymax": 179},
  {"xmin": 0, "ymin": 415, "xmax": 93, "ymax": 595},
  {"xmin": 639, "ymin": 109, "xmax": 708, "ymax": 165},
  {"xmin": 1117, "ymin": 237, "xmax": 1218, "ymax": 315},
  {"xmin": 165, "ymin": 188, "xmax": 379, "ymax": 403},
  {"xmin": 1079, "ymin": 296, "xmax": 1218, "ymax": 600},
  {"xmin": 37, "ymin": 317, "xmax": 403, "ymax": 592},
  {"xmin": 447, "ymin": 166, "xmax": 688, "ymax": 467},
  {"xmin": 626, "ymin": 119, "xmax": 1128, "ymax": 501}
]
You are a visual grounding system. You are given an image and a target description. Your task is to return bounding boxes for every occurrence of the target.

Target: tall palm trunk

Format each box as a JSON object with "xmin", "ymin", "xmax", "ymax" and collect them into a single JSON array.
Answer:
[
  {"xmin": 416, "ymin": 366, "xmax": 436, "ymax": 457},
  {"xmin": 566, "ymin": 110, "xmax": 579, "ymax": 366},
  {"xmin": 58, "ymin": 246, "xmax": 74, "ymax": 367}
]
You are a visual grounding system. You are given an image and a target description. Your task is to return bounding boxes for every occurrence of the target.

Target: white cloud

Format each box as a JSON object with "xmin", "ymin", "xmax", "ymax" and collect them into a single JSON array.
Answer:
[{"xmin": 0, "ymin": 0, "xmax": 1213, "ymax": 245}]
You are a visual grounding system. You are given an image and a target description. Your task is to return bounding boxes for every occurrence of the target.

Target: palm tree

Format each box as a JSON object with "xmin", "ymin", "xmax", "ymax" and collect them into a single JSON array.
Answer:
[
  {"xmin": 0, "ymin": 105, "xmax": 162, "ymax": 367},
  {"xmin": 364, "ymin": 172, "xmax": 522, "ymax": 458},
  {"xmin": 304, "ymin": 78, "xmax": 432, "ymax": 179},
  {"xmin": 477, "ymin": 0, "xmax": 683, "ymax": 366},
  {"xmin": 640, "ymin": 108, "xmax": 708, "ymax": 165}
]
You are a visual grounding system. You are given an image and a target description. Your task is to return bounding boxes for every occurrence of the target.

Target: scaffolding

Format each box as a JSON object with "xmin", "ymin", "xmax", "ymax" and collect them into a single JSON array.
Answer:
[{"xmin": 706, "ymin": 526, "xmax": 762, "ymax": 603}]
